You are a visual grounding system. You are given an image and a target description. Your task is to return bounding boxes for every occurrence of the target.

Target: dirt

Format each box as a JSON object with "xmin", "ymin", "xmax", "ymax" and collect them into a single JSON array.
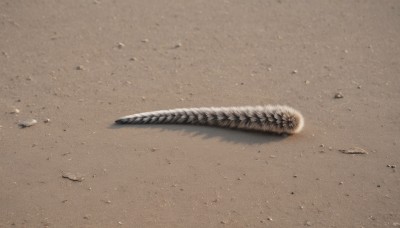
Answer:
[{"xmin": 1, "ymin": 0, "xmax": 399, "ymax": 227}]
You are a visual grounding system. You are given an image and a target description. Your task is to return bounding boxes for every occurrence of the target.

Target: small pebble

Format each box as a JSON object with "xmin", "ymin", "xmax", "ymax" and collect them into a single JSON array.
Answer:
[
  {"xmin": 305, "ymin": 220, "xmax": 312, "ymax": 226},
  {"xmin": 117, "ymin": 42, "xmax": 125, "ymax": 49},
  {"xmin": 339, "ymin": 182, "xmax": 344, "ymax": 185},
  {"xmin": 118, "ymin": 221, "xmax": 123, "ymax": 225},
  {"xmin": 76, "ymin": 65, "xmax": 85, "ymax": 70},
  {"xmin": 334, "ymin": 92, "xmax": 343, "ymax": 99},
  {"xmin": 305, "ymin": 80, "xmax": 310, "ymax": 84},
  {"xmin": 291, "ymin": 69, "xmax": 298, "ymax": 74},
  {"xmin": 18, "ymin": 119, "xmax": 37, "ymax": 128},
  {"xmin": 387, "ymin": 165, "xmax": 396, "ymax": 169},
  {"xmin": 267, "ymin": 217, "xmax": 273, "ymax": 221},
  {"xmin": 141, "ymin": 39, "xmax": 149, "ymax": 43},
  {"xmin": 62, "ymin": 172, "xmax": 84, "ymax": 182},
  {"xmin": 174, "ymin": 43, "xmax": 182, "ymax": 48},
  {"xmin": 44, "ymin": 118, "xmax": 51, "ymax": 123},
  {"xmin": 129, "ymin": 57, "xmax": 137, "ymax": 61},
  {"xmin": 10, "ymin": 108, "xmax": 20, "ymax": 114}
]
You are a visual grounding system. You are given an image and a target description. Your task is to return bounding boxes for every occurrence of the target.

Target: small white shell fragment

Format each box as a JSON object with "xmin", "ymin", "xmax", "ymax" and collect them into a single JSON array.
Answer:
[
  {"xmin": 339, "ymin": 147, "xmax": 368, "ymax": 154},
  {"xmin": 18, "ymin": 119, "xmax": 37, "ymax": 128}
]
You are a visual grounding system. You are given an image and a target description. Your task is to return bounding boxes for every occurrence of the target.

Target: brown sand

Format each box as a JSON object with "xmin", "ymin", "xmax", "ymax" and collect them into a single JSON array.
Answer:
[{"xmin": 1, "ymin": 0, "xmax": 399, "ymax": 227}]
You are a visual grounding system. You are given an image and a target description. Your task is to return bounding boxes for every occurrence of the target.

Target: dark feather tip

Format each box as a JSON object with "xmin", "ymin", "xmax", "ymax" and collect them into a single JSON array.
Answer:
[{"xmin": 115, "ymin": 119, "xmax": 124, "ymax": 124}]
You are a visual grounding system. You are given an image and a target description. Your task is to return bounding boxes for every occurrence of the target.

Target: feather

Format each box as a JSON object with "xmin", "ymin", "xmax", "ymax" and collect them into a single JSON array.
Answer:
[{"xmin": 115, "ymin": 105, "xmax": 304, "ymax": 134}]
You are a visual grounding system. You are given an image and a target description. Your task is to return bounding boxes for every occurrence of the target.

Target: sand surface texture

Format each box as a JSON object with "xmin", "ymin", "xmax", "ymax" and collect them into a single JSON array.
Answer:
[{"xmin": 1, "ymin": 0, "xmax": 399, "ymax": 227}]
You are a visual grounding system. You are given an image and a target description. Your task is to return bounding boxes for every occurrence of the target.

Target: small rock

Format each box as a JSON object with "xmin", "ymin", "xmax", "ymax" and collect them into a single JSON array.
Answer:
[
  {"xmin": 291, "ymin": 69, "xmax": 298, "ymax": 74},
  {"xmin": 305, "ymin": 80, "xmax": 310, "ymax": 84},
  {"xmin": 267, "ymin": 217, "xmax": 273, "ymax": 221},
  {"xmin": 174, "ymin": 43, "xmax": 182, "ymax": 48},
  {"xmin": 44, "ymin": 118, "xmax": 51, "ymax": 123},
  {"xmin": 387, "ymin": 165, "xmax": 396, "ymax": 169},
  {"xmin": 151, "ymin": 147, "xmax": 157, "ymax": 152},
  {"xmin": 76, "ymin": 65, "xmax": 85, "ymax": 70},
  {"xmin": 1, "ymin": 51, "xmax": 9, "ymax": 58},
  {"xmin": 117, "ymin": 42, "xmax": 125, "ymax": 49},
  {"xmin": 118, "ymin": 221, "xmax": 123, "ymax": 225},
  {"xmin": 141, "ymin": 39, "xmax": 149, "ymax": 43},
  {"xmin": 305, "ymin": 220, "xmax": 312, "ymax": 226},
  {"xmin": 18, "ymin": 119, "xmax": 37, "ymax": 128},
  {"xmin": 10, "ymin": 108, "xmax": 20, "ymax": 114},
  {"xmin": 129, "ymin": 57, "xmax": 137, "ymax": 61},
  {"xmin": 339, "ymin": 182, "xmax": 344, "ymax": 185},
  {"xmin": 334, "ymin": 92, "xmax": 343, "ymax": 99},
  {"xmin": 357, "ymin": 85, "xmax": 362, "ymax": 89},
  {"xmin": 62, "ymin": 172, "xmax": 84, "ymax": 182}
]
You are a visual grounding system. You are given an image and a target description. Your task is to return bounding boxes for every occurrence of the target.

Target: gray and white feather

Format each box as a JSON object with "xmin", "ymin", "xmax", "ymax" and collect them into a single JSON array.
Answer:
[{"xmin": 115, "ymin": 105, "xmax": 304, "ymax": 134}]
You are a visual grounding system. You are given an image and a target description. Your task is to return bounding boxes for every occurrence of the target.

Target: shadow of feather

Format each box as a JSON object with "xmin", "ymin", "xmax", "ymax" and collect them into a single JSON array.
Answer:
[{"xmin": 108, "ymin": 123, "xmax": 287, "ymax": 145}]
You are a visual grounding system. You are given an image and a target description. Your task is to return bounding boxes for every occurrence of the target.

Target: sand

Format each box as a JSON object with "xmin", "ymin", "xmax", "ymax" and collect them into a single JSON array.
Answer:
[{"xmin": 1, "ymin": 0, "xmax": 399, "ymax": 227}]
